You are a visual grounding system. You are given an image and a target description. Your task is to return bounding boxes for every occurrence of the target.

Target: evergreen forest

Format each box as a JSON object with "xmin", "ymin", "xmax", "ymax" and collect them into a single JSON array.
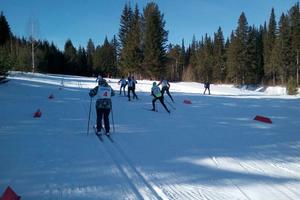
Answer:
[{"xmin": 1, "ymin": 2, "xmax": 300, "ymax": 87}]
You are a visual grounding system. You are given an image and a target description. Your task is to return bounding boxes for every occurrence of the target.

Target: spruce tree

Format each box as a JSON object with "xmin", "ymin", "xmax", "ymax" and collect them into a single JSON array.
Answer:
[
  {"xmin": 64, "ymin": 39, "xmax": 77, "ymax": 74},
  {"xmin": 142, "ymin": 2, "xmax": 168, "ymax": 79},
  {"xmin": 213, "ymin": 27, "xmax": 225, "ymax": 83},
  {"xmin": 227, "ymin": 12, "xmax": 249, "ymax": 84},
  {"xmin": 226, "ymin": 32, "xmax": 239, "ymax": 84},
  {"xmin": 119, "ymin": 3, "xmax": 132, "ymax": 49},
  {"xmin": 120, "ymin": 4, "xmax": 143, "ymax": 76},
  {"xmin": 0, "ymin": 12, "xmax": 11, "ymax": 46},
  {"xmin": 86, "ymin": 39, "xmax": 95, "ymax": 76},
  {"xmin": 0, "ymin": 12, "xmax": 12, "ymax": 78},
  {"xmin": 277, "ymin": 13, "xmax": 292, "ymax": 84},
  {"xmin": 264, "ymin": 8, "xmax": 277, "ymax": 85},
  {"xmin": 288, "ymin": 3, "xmax": 300, "ymax": 84}
]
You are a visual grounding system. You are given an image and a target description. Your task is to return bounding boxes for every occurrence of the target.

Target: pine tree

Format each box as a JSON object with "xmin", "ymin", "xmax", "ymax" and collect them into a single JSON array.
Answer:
[
  {"xmin": 227, "ymin": 13, "xmax": 249, "ymax": 84},
  {"xmin": 246, "ymin": 26, "xmax": 260, "ymax": 84},
  {"xmin": 264, "ymin": 8, "xmax": 277, "ymax": 85},
  {"xmin": 119, "ymin": 3, "xmax": 133, "ymax": 49},
  {"xmin": 288, "ymin": 3, "xmax": 300, "ymax": 84},
  {"xmin": 86, "ymin": 39, "xmax": 95, "ymax": 76},
  {"xmin": 78, "ymin": 46, "xmax": 87, "ymax": 75},
  {"xmin": 213, "ymin": 27, "xmax": 225, "ymax": 83},
  {"xmin": 277, "ymin": 13, "xmax": 292, "ymax": 84},
  {"xmin": 0, "ymin": 12, "xmax": 12, "ymax": 78},
  {"xmin": 111, "ymin": 35, "xmax": 119, "ymax": 77},
  {"xmin": 120, "ymin": 4, "xmax": 143, "ymax": 76},
  {"xmin": 142, "ymin": 2, "xmax": 168, "ymax": 79},
  {"xmin": 64, "ymin": 39, "xmax": 78, "ymax": 74},
  {"xmin": 0, "ymin": 12, "xmax": 11, "ymax": 46},
  {"xmin": 226, "ymin": 32, "xmax": 239, "ymax": 84}
]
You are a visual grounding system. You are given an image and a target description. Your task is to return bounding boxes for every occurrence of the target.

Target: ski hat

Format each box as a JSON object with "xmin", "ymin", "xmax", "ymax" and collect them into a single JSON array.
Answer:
[{"xmin": 153, "ymin": 82, "xmax": 157, "ymax": 86}]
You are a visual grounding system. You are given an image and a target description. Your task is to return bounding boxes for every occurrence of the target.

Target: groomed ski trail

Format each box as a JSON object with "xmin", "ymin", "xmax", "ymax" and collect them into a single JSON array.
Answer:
[{"xmin": 95, "ymin": 134, "xmax": 165, "ymax": 200}]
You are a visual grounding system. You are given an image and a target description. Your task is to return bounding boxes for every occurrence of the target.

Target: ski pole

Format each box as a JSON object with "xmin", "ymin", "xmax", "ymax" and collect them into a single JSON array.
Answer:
[
  {"xmin": 111, "ymin": 106, "xmax": 115, "ymax": 133},
  {"xmin": 87, "ymin": 97, "xmax": 93, "ymax": 135}
]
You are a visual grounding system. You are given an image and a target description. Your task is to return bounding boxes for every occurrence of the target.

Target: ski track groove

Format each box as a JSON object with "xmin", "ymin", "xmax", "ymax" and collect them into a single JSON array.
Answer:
[
  {"xmin": 209, "ymin": 156, "xmax": 252, "ymax": 200},
  {"xmin": 220, "ymin": 155, "xmax": 297, "ymax": 200},
  {"xmin": 96, "ymin": 134, "xmax": 163, "ymax": 200}
]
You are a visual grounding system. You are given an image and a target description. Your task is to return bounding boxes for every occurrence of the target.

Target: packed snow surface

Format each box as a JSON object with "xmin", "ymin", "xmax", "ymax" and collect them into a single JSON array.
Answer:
[{"xmin": 1, "ymin": 71, "xmax": 300, "ymax": 200}]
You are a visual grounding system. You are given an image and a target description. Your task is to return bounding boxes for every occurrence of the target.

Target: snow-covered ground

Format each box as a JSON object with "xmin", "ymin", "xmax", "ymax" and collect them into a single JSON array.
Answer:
[{"xmin": 1, "ymin": 71, "xmax": 300, "ymax": 200}]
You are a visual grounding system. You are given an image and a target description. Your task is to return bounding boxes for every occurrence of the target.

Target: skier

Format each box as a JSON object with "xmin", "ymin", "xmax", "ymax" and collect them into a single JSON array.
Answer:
[
  {"xmin": 157, "ymin": 77, "xmax": 174, "ymax": 102},
  {"xmin": 203, "ymin": 81, "xmax": 211, "ymax": 95},
  {"xmin": 127, "ymin": 76, "xmax": 138, "ymax": 101},
  {"xmin": 151, "ymin": 82, "xmax": 170, "ymax": 113},
  {"xmin": 118, "ymin": 76, "xmax": 127, "ymax": 96},
  {"xmin": 131, "ymin": 76, "xmax": 138, "ymax": 100},
  {"xmin": 89, "ymin": 77, "xmax": 115, "ymax": 135}
]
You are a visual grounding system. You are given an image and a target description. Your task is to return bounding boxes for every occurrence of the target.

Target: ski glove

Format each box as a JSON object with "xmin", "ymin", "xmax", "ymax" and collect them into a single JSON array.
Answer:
[{"xmin": 89, "ymin": 88, "xmax": 97, "ymax": 97}]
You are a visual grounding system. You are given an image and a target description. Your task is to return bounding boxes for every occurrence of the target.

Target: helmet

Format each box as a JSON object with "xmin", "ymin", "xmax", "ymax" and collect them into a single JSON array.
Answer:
[{"xmin": 153, "ymin": 82, "xmax": 157, "ymax": 86}]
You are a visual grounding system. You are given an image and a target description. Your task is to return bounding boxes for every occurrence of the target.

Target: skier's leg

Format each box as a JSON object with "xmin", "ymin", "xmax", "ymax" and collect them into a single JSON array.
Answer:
[
  {"xmin": 96, "ymin": 108, "xmax": 103, "ymax": 132},
  {"xmin": 103, "ymin": 109, "xmax": 110, "ymax": 133},
  {"xmin": 152, "ymin": 98, "xmax": 157, "ymax": 111},
  {"xmin": 166, "ymin": 88, "xmax": 174, "ymax": 102},
  {"xmin": 123, "ymin": 86, "xmax": 126, "ymax": 96}
]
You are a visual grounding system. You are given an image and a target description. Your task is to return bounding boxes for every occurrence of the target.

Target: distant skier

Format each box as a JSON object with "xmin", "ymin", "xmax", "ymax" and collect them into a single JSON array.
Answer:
[
  {"xmin": 127, "ymin": 76, "xmax": 138, "ymax": 101},
  {"xmin": 131, "ymin": 76, "xmax": 138, "ymax": 100},
  {"xmin": 118, "ymin": 76, "xmax": 127, "ymax": 96},
  {"xmin": 151, "ymin": 82, "xmax": 170, "ymax": 113},
  {"xmin": 89, "ymin": 77, "xmax": 115, "ymax": 135},
  {"xmin": 203, "ymin": 81, "xmax": 211, "ymax": 95},
  {"xmin": 157, "ymin": 77, "xmax": 174, "ymax": 102}
]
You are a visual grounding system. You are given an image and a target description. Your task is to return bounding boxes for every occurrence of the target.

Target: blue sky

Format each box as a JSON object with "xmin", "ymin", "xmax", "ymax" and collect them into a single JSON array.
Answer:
[{"xmin": 0, "ymin": 0, "xmax": 298, "ymax": 50}]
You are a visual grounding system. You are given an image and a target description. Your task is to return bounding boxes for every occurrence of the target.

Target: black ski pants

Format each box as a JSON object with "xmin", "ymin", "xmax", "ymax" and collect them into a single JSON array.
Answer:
[
  {"xmin": 119, "ymin": 84, "xmax": 126, "ymax": 96},
  {"xmin": 128, "ymin": 87, "xmax": 138, "ymax": 101},
  {"xmin": 152, "ymin": 96, "xmax": 170, "ymax": 113},
  {"xmin": 161, "ymin": 86, "xmax": 174, "ymax": 102},
  {"xmin": 96, "ymin": 108, "xmax": 110, "ymax": 133}
]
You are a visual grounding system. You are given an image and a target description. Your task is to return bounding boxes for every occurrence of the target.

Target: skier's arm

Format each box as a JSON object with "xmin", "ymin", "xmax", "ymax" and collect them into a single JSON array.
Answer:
[
  {"xmin": 89, "ymin": 86, "xmax": 98, "ymax": 97},
  {"xmin": 157, "ymin": 81, "xmax": 162, "ymax": 86}
]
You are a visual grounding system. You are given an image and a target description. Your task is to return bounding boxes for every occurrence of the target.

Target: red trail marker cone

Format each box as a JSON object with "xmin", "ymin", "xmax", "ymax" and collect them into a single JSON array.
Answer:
[
  {"xmin": 1, "ymin": 186, "xmax": 21, "ymax": 200},
  {"xmin": 254, "ymin": 115, "xmax": 272, "ymax": 124},
  {"xmin": 33, "ymin": 109, "xmax": 42, "ymax": 118},
  {"xmin": 183, "ymin": 99, "xmax": 192, "ymax": 104}
]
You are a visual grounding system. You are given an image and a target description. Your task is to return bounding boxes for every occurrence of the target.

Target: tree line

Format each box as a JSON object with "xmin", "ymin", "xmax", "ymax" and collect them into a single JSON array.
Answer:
[{"xmin": 0, "ymin": 2, "xmax": 299, "ymax": 89}]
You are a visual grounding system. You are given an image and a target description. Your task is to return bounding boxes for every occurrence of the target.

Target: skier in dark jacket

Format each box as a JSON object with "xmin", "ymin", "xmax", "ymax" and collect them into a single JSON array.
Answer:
[
  {"xmin": 157, "ymin": 78, "xmax": 174, "ymax": 102},
  {"xmin": 203, "ymin": 81, "xmax": 211, "ymax": 95},
  {"xmin": 131, "ymin": 76, "xmax": 138, "ymax": 100},
  {"xmin": 151, "ymin": 82, "xmax": 170, "ymax": 113},
  {"xmin": 89, "ymin": 77, "xmax": 115, "ymax": 135},
  {"xmin": 127, "ymin": 76, "xmax": 138, "ymax": 101}
]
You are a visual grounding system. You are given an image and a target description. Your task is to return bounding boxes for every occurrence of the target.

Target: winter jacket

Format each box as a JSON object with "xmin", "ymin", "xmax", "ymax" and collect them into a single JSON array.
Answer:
[
  {"xmin": 89, "ymin": 81, "xmax": 115, "ymax": 109},
  {"xmin": 151, "ymin": 85, "xmax": 162, "ymax": 98}
]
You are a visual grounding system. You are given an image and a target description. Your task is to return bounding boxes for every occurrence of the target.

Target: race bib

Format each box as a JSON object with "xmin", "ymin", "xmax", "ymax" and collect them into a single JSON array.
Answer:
[
  {"xmin": 97, "ymin": 87, "xmax": 111, "ymax": 99},
  {"xmin": 152, "ymin": 86, "xmax": 161, "ymax": 96}
]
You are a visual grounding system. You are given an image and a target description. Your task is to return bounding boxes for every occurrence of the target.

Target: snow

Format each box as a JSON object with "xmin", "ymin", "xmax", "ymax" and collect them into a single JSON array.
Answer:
[{"xmin": 0, "ymin": 71, "xmax": 300, "ymax": 200}]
